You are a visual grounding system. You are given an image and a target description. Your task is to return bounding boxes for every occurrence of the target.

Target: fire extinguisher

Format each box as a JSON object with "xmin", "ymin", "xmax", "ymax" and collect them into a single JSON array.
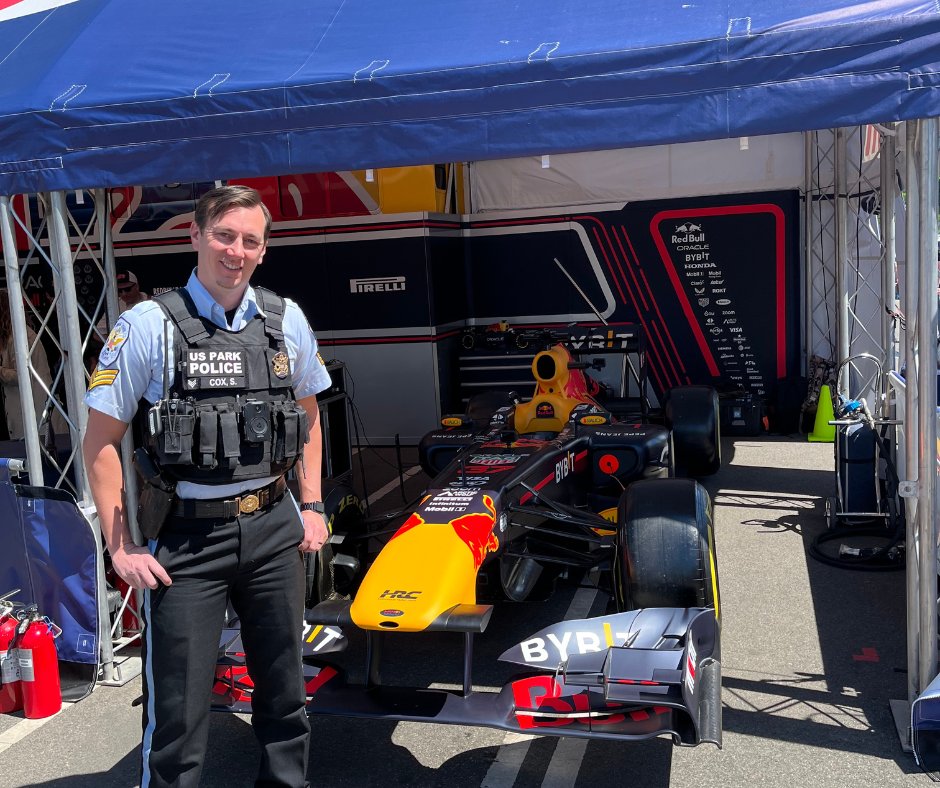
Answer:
[
  {"xmin": 15, "ymin": 606, "xmax": 62, "ymax": 719},
  {"xmin": 0, "ymin": 589, "xmax": 23, "ymax": 714}
]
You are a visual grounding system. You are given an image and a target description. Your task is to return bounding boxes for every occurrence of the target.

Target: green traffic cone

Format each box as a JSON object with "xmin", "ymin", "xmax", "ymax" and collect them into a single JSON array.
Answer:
[{"xmin": 808, "ymin": 384, "xmax": 836, "ymax": 442}]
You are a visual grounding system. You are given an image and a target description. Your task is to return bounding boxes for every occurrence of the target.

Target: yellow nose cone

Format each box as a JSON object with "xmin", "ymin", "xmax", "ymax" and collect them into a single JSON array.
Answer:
[{"xmin": 350, "ymin": 493, "xmax": 498, "ymax": 632}]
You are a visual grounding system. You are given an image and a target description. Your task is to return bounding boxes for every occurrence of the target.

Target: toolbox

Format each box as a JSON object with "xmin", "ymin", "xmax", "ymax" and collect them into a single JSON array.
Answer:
[{"xmin": 718, "ymin": 387, "xmax": 764, "ymax": 436}]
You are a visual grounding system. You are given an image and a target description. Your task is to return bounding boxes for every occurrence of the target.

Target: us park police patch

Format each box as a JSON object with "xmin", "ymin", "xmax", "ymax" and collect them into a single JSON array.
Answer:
[
  {"xmin": 183, "ymin": 349, "xmax": 246, "ymax": 390},
  {"xmin": 99, "ymin": 317, "xmax": 131, "ymax": 366},
  {"xmin": 272, "ymin": 351, "xmax": 290, "ymax": 379}
]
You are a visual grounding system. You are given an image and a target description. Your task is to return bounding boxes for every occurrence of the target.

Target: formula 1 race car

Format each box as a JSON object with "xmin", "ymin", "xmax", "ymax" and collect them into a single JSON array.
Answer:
[{"xmin": 213, "ymin": 324, "xmax": 723, "ymax": 748}]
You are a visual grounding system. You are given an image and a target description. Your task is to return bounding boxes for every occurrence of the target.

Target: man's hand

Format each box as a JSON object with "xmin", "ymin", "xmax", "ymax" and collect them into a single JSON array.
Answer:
[
  {"xmin": 299, "ymin": 509, "xmax": 329, "ymax": 552},
  {"xmin": 111, "ymin": 544, "xmax": 172, "ymax": 590}
]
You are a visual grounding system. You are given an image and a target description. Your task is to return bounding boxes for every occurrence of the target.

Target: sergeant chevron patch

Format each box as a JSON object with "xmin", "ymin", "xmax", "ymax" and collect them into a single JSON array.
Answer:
[{"xmin": 88, "ymin": 367, "xmax": 119, "ymax": 390}]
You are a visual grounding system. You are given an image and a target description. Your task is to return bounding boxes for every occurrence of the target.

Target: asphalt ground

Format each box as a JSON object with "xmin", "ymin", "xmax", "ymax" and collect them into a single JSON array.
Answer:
[{"xmin": 0, "ymin": 435, "xmax": 932, "ymax": 787}]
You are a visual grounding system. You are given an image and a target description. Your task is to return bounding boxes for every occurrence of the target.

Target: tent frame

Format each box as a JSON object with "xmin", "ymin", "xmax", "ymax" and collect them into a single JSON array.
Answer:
[{"xmin": 0, "ymin": 121, "xmax": 936, "ymax": 724}]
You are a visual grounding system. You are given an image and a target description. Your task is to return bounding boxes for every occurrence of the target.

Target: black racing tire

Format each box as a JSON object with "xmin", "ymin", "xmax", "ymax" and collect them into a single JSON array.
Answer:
[
  {"xmin": 664, "ymin": 385, "xmax": 721, "ymax": 477},
  {"xmin": 614, "ymin": 478, "xmax": 719, "ymax": 617},
  {"xmin": 304, "ymin": 479, "xmax": 365, "ymax": 608}
]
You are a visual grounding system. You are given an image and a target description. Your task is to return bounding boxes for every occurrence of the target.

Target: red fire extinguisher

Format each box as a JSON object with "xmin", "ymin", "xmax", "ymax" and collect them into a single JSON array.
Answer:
[
  {"xmin": 15, "ymin": 606, "xmax": 62, "ymax": 719},
  {"xmin": 0, "ymin": 589, "xmax": 22, "ymax": 714}
]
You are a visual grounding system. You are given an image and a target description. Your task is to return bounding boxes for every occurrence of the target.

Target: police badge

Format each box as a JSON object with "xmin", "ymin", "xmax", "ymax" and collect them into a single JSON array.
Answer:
[{"xmin": 272, "ymin": 351, "xmax": 290, "ymax": 379}]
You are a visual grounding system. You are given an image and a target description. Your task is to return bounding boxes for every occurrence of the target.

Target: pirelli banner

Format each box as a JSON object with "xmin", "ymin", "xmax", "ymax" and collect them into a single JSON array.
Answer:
[{"xmin": 465, "ymin": 190, "xmax": 801, "ymax": 401}]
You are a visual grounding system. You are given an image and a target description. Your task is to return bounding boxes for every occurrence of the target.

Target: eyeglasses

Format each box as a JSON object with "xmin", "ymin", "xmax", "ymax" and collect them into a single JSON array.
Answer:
[{"xmin": 206, "ymin": 228, "xmax": 265, "ymax": 254}]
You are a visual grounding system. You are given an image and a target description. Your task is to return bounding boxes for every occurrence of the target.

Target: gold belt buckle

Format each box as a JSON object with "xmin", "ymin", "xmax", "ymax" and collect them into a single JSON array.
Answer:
[{"xmin": 238, "ymin": 493, "xmax": 260, "ymax": 515}]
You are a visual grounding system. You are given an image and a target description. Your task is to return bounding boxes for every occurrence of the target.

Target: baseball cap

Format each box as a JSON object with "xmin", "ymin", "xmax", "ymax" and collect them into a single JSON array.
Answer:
[{"xmin": 116, "ymin": 270, "xmax": 138, "ymax": 290}]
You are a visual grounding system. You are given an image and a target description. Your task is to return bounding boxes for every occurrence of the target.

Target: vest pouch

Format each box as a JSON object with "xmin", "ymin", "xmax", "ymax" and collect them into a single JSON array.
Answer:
[
  {"xmin": 273, "ymin": 405, "xmax": 294, "ymax": 463},
  {"xmin": 196, "ymin": 404, "xmax": 219, "ymax": 468},
  {"xmin": 296, "ymin": 405, "xmax": 310, "ymax": 455},
  {"xmin": 160, "ymin": 399, "xmax": 195, "ymax": 465},
  {"xmin": 273, "ymin": 403, "xmax": 309, "ymax": 462},
  {"xmin": 218, "ymin": 406, "xmax": 242, "ymax": 469}
]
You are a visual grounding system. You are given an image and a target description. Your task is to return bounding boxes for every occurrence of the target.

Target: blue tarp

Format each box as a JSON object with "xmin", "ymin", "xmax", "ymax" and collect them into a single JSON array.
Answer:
[
  {"xmin": 0, "ymin": 459, "xmax": 98, "ymax": 667},
  {"xmin": 0, "ymin": 0, "xmax": 937, "ymax": 194}
]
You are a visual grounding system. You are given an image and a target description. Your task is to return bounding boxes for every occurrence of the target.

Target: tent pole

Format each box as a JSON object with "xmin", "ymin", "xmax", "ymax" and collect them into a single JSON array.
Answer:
[
  {"xmin": 880, "ymin": 129, "xmax": 898, "ymax": 412},
  {"xmin": 803, "ymin": 131, "xmax": 813, "ymax": 375},
  {"xmin": 94, "ymin": 189, "xmax": 141, "ymax": 540},
  {"xmin": 96, "ymin": 189, "xmax": 121, "ymax": 333},
  {"xmin": 834, "ymin": 128, "xmax": 850, "ymax": 391},
  {"xmin": 0, "ymin": 197, "xmax": 43, "ymax": 483},
  {"xmin": 914, "ymin": 117, "xmax": 938, "ymax": 696},
  {"xmin": 903, "ymin": 121, "xmax": 922, "ymax": 705},
  {"xmin": 902, "ymin": 118, "xmax": 940, "ymax": 703},
  {"xmin": 96, "ymin": 188, "xmax": 145, "ymax": 648},
  {"xmin": 47, "ymin": 192, "xmax": 90, "ymax": 500},
  {"xmin": 48, "ymin": 190, "xmax": 118, "ymax": 683}
]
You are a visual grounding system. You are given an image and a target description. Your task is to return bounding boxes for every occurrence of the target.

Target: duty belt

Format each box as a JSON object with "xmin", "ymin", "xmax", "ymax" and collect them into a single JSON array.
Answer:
[{"xmin": 171, "ymin": 476, "xmax": 287, "ymax": 519}]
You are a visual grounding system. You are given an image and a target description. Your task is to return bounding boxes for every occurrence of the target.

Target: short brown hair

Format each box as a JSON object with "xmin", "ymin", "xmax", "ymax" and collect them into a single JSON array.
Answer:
[{"xmin": 194, "ymin": 185, "xmax": 272, "ymax": 241}]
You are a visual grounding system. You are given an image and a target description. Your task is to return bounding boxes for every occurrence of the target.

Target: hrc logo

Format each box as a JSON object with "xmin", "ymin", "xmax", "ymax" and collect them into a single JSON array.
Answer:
[{"xmin": 379, "ymin": 589, "xmax": 421, "ymax": 601}]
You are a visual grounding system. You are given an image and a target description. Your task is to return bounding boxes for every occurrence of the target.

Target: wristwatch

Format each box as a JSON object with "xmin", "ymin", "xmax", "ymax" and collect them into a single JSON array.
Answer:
[{"xmin": 300, "ymin": 501, "xmax": 325, "ymax": 514}]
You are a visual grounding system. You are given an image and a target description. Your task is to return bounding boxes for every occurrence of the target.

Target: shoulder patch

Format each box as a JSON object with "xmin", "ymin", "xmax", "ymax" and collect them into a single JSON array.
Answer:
[
  {"xmin": 316, "ymin": 352, "xmax": 326, "ymax": 366},
  {"xmin": 89, "ymin": 366, "xmax": 119, "ymax": 391},
  {"xmin": 99, "ymin": 317, "xmax": 131, "ymax": 366}
]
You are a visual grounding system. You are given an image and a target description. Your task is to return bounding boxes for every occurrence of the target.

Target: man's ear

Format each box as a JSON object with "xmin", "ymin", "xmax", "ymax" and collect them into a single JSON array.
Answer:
[{"xmin": 190, "ymin": 221, "xmax": 200, "ymax": 249}]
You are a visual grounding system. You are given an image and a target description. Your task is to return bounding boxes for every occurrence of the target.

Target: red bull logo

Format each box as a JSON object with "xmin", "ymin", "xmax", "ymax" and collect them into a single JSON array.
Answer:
[
  {"xmin": 531, "ymin": 345, "xmax": 602, "ymax": 406},
  {"xmin": 389, "ymin": 510, "xmax": 425, "ymax": 541},
  {"xmin": 451, "ymin": 494, "xmax": 498, "ymax": 568},
  {"xmin": 387, "ymin": 494, "xmax": 498, "ymax": 569}
]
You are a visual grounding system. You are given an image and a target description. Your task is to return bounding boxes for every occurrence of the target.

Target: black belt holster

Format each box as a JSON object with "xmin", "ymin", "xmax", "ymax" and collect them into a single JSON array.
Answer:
[{"xmin": 133, "ymin": 447, "xmax": 177, "ymax": 541}]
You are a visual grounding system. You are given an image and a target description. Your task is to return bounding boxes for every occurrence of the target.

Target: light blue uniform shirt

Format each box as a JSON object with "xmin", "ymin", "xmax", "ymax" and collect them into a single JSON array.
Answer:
[{"xmin": 85, "ymin": 271, "xmax": 332, "ymax": 499}]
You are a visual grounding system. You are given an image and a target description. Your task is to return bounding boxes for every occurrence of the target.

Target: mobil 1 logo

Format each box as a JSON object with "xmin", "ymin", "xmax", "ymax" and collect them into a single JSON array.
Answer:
[{"xmin": 184, "ymin": 349, "xmax": 247, "ymax": 390}]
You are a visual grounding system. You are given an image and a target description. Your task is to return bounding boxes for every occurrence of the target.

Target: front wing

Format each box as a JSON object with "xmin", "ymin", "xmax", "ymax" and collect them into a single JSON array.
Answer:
[{"xmin": 212, "ymin": 607, "xmax": 721, "ymax": 747}]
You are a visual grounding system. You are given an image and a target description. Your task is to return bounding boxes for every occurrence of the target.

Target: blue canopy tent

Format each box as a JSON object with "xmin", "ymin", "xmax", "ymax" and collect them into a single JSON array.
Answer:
[
  {"xmin": 0, "ymin": 0, "xmax": 937, "ymax": 754},
  {"xmin": 0, "ymin": 0, "xmax": 936, "ymax": 193}
]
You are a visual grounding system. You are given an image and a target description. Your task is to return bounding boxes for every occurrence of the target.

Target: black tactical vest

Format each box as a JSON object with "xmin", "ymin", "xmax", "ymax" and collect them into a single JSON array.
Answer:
[{"xmin": 139, "ymin": 287, "xmax": 309, "ymax": 483}]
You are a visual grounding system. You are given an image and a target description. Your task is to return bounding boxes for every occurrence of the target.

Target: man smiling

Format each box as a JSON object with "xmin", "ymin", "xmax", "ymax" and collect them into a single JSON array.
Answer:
[{"xmin": 83, "ymin": 185, "xmax": 331, "ymax": 787}]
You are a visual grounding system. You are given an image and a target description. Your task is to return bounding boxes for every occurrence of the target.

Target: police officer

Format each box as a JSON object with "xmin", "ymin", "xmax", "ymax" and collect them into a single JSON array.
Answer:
[{"xmin": 82, "ymin": 185, "xmax": 331, "ymax": 787}]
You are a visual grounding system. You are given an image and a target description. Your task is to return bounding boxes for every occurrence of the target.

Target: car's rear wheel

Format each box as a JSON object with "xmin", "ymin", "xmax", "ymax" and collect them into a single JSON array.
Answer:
[
  {"xmin": 664, "ymin": 385, "xmax": 721, "ymax": 477},
  {"xmin": 304, "ymin": 479, "xmax": 365, "ymax": 608},
  {"xmin": 614, "ymin": 478, "xmax": 719, "ymax": 617}
]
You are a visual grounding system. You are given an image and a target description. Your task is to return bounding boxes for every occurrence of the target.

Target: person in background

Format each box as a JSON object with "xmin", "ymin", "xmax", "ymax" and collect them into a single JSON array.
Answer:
[
  {"xmin": 82, "ymin": 185, "xmax": 331, "ymax": 788},
  {"xmin": 0, "ymin": 290, "xmax": 59, "ymax": 441},
  {"xmin": 88, "ymin": 269, "xmax": 151, "ymax": 374},
  {"xmin": 116, "ymin": 269, "xmax": 149, "ymax": 310}
]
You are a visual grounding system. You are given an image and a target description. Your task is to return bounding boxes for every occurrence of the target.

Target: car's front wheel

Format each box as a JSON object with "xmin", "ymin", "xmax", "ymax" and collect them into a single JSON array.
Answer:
[{"xmin": 613, "ymin": 478, "xmax": 719, "ymax": 618}]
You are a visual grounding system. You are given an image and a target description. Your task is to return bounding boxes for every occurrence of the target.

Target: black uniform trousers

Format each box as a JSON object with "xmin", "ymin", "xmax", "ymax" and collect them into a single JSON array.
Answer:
[{"xmin": 140, "ymin": 492, "xmax": 310, "ymax": 788}]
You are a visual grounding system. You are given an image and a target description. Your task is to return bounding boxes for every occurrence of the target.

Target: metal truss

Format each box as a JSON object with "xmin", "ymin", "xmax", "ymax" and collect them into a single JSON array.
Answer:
[
  {"xmin": 808, "ymin": 121, "xmax": 940, "ymax": 707},
  {"xmin": 0, "ymin": 189, "xmax": 130, "ymax": 682},
  {"xmin": 803, "ymin": 126, "xmax": 899, "ymax": 412},
  {"xmin": 0, "ymin": 190, "xmax": 125, "ymax": 494}
]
